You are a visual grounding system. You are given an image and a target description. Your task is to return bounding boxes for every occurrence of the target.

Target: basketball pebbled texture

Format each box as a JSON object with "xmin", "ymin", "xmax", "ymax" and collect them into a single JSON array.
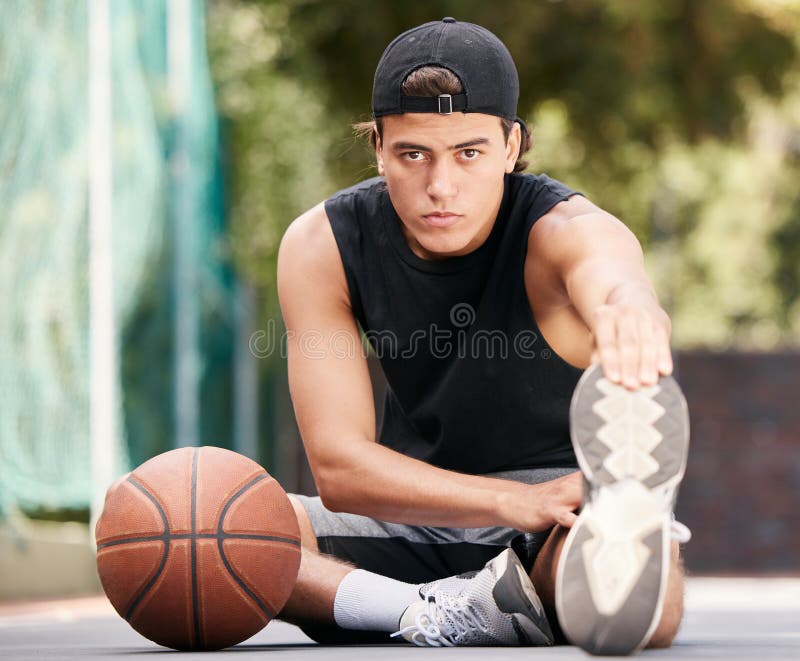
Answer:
[{"xmin": 95, "ymin": 446, "xmax": 301, "ymax": 651}]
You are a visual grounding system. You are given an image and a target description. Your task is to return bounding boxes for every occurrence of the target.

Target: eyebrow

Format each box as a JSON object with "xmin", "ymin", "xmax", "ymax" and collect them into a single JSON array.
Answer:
[{"xmin": 390, "ymin": 137, "xmax": 491, "ymax": 152}]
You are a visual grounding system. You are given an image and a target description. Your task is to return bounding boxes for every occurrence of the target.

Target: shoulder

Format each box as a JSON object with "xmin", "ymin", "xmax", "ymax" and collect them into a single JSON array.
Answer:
[
  {"xmin": 528, "ymin": 191, "xmax": 639, "ymax": 263},
  {"xmin": 280, "ymin": 176, "xmax": 383, "ymax": 263},
  {"xmin": 508, "ymin": 172, "xmax": 578, "ymax": 207},
  {"xmin": 279, "ymin": 177, "xmax": 387, "ymax": 314},
  {"xmin": 326, "ymin": 176, "xmax": 386, "ymax": 214},
  {"xmin": 280, "ymin": 202, "xmax": 334, "ymax": 263},
  {"xmin": 278, "ymin": 202, "xmax": 350, "ymax": 306},
  {"xmin": 506, "ymin": 173, "xmax": 587, "ymax": 237}
]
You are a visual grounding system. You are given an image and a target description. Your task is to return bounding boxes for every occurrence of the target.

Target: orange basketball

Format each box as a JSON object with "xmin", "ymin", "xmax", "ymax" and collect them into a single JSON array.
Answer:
[{"xmin": 95, "ymin": 446, "xmax": 301, "ymax": 651}]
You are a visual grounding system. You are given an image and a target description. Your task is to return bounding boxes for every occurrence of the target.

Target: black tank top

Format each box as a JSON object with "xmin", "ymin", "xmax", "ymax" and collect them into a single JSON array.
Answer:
[{"xmin": 325, "ymin": 173, "xmax": 582, "ymax": 473}]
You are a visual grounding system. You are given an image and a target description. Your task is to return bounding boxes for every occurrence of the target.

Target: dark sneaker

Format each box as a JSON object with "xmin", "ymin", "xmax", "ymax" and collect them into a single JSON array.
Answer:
[
  {"xmin": 392, "ymin": 549, "xmax": 553, "ymax": 646},
  {"xmin": 556, "ymin": 363, "xmax": 691, "ymax": 656}
]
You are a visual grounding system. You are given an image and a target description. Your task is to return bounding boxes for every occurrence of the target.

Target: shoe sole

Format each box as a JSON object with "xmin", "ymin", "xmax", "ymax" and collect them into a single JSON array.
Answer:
[
  {"xmin": 555, "ymin": 364, "xmax": 689, "ymax": 656},
  {"xmin": 491, "ymin": 549, "xmax": 554, "ymax": 646}
]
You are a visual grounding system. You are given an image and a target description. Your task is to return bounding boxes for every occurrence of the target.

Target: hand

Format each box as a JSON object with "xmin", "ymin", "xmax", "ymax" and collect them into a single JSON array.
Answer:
[
  {"xmin": 591, "ymin": 302, "xmax": 673, "ymax": 390},
  {"xmin": 504, "ymin": 472, "xmax": 582, "ymax": 532}
]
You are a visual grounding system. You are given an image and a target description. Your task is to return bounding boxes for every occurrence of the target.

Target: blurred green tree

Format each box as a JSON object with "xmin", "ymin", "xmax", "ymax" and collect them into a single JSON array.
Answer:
[{"xmin": 209, "ymin": 0, "xmax": 800, "ymax": 349}]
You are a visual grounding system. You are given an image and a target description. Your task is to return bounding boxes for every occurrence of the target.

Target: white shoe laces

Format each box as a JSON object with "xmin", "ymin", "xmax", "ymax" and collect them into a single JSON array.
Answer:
[{"xmin": 391, "ymin": 595, "xmax": 489, "ymax": 647}]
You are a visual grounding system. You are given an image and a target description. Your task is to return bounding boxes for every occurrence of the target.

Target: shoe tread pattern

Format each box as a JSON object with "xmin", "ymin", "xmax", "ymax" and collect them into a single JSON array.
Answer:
[
  {"xmin": 557, "ymin": 364, "xmax": 690, "ymax": 656},
  {"xmin": 569, "ymin": 366, "xmax": 689, "ymax": 493}
]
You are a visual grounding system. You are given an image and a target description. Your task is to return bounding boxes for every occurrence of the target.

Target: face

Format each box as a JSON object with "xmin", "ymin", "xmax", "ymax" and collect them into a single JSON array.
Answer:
[{"xmin": 376, "ymin": 112, "xmax": 520, "ymax": 260}]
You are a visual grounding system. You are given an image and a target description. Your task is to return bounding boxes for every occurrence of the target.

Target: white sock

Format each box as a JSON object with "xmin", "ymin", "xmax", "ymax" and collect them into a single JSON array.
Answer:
[{"xmin": 333, "ymin": 569, "xmax": 421, "ymax": 632}]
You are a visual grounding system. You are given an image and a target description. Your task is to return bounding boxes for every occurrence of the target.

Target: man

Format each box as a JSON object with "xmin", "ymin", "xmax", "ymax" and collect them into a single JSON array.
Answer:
[{"xmin": 275, "ymin": 18, "xmax": 690, "ymax": 655}]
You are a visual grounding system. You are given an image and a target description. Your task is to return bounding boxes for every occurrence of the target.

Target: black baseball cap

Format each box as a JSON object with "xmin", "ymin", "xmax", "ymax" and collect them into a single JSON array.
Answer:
[{"xmin": 372, "ymin": 17, "xmax": 519, "ymax": 120}]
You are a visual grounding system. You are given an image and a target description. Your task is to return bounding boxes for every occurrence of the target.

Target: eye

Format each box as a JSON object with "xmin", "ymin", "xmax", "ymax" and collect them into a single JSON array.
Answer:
[
  {"xmin": 403, "ymin": 151, "xmax": 425, "ymax": 161},
  {"xmin": 461, "ymin": 148, "xmax": 480, "ymax": 160}
]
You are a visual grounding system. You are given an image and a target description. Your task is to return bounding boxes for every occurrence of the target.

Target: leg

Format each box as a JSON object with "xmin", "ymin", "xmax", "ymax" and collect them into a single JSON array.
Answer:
[
  {"xmin": 644, "ymin": 541, "xmax": 684, "ymax": 649},
  {"xmin": 279, "ymin": 495, "xmax": 353, "ymax": 624},
  {"xmin": 280, "ymin": 493, "xmax": 556, "ymax": 646},
  {"xmin": 290, "ymin": 493, "xmax": 320, "ymax": 553},
  {"xmin": 529, "ymin": 524, "xmax": 568, "ymax": 640},
  {"xmin": 532, "ymin": 529, "xmax": 685, "ymax": 649},
  {"xmin": 279, "ymin": 495, "xmax": 421, "ymax": 643}
]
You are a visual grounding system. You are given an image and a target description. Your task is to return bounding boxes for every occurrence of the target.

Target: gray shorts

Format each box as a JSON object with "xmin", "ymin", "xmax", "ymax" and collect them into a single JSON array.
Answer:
[
  {"xmin": 291, "ymin": 466, "xmax": 577, "ymax": 644},
  {"xmin": 292, "ymin": 466, "xmax": 577, "ymax": 585}
]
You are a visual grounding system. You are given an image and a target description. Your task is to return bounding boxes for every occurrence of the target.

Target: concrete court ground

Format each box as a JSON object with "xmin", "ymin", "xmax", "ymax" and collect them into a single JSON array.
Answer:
[{"xmin": 1, "ymin": 577, "xmax": 798, "ymax": 661}]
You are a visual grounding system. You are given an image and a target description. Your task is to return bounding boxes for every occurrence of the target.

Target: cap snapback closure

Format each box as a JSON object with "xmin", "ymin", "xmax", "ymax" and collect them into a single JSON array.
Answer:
[{"xmin": 397, "ymin": 93, "xmax": 467, "ymax": 114}]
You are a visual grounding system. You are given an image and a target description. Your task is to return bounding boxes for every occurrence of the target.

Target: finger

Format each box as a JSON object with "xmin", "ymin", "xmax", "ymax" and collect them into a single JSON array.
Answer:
[
  {"xmin": 655, "ymin": 324, "xmax": 673, "ymax": 375},
  {"xmin": 638, "ymin": 317, "xmax": 659, "ymax": 385},
  {"xmin": 555, "ymin": 508, "xmax": 578, "ymax": 528},
  {"xmin": 593, "ymin": 308, "xmax": 621, "ymax": 382},
  {"xmin": 616, "ymin": 311, "xmax": 641, "ymax": 390}
]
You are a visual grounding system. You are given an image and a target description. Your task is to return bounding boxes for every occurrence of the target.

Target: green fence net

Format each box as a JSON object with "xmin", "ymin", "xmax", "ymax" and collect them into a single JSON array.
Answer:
[{"xmin": 0, "ymin": 0, "xmax": 234, "ymax": 516}]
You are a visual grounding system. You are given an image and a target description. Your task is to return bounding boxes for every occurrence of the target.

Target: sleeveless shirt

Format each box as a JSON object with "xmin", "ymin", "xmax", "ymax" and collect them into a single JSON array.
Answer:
[{"xmin": 325, "ymin": 173, "xmax": 583, "ymax": 473}]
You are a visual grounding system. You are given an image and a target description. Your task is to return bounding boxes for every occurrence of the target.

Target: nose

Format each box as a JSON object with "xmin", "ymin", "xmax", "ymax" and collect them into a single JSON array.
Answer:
[{"xmin": 426, "ymin": 159, "xmax": 458, "ymax": 200}]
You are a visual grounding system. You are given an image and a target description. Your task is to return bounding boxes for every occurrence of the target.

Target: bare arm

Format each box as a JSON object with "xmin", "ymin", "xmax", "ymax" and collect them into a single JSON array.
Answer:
[
  {"xmin": 277, "ymin": 204, "xmax": 580, "ymax": 531},
  {"xmin": 530, "ymin": 195, "xmax": 673, "ymax": 389}
]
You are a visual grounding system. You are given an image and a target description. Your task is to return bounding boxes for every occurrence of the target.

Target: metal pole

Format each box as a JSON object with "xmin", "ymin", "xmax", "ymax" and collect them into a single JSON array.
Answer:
[
  {"xmin": 233, "ymin": 281, "xmax": 259, "ymax": 460},
  {"xmin": 169, "ymin": 0, "xmax": 200, "ymax": 448},
  {"xmin": 88, "ymin": 0, "xmax": 118, "ymax": 537}
]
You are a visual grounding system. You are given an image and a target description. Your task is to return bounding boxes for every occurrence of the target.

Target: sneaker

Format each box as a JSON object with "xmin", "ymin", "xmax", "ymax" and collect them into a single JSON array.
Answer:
[
  {"xmin": 556, "ymin": 363, "xmax": 691, "ymax": 656},
  {"xmin": 392, "ymin": 548, "xmax": 553, "ymax": 646}
]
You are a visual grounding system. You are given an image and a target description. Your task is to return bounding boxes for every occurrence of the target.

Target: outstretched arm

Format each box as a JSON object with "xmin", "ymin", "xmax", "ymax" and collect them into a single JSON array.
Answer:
[
  {"xmin": 530, "ymin": 195, "xmax": 672, "ymax": 389},
  {"xmin": 278, "ymin": 204, "xmax": 581, "ymax": 532}
]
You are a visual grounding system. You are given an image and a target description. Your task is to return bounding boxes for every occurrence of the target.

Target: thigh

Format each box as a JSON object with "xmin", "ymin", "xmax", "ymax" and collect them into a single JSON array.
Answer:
[
  {"xmin": 292, "ymin": 494, "xmax": 505, "ymax": 584},
  {"xmin": 291, "ymin": 494, "xmax": 502, "ymax": 644},
  {"xmin": 291, "ymin": 466, "xmax": 577, "ymax": 582},
  {"xmin": 290, "ymin": 466, "xmax": 577, "ymax": 644}
]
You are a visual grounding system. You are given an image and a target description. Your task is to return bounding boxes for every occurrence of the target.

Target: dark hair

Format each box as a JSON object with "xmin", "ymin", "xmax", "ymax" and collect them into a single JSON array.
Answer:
[{"xmin": 355, "ymin": 66, "xmax": 532, "ymax": 172}]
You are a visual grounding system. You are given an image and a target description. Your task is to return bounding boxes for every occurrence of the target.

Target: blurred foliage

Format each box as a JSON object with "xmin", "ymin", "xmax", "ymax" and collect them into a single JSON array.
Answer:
[
  {"xmin": 24, "ymin": 507, "xmax": 90, "ymax": 524},
  {"xmin": 208, "ymin": 0, "xmax": 800, "ymax": 349},
  {"xmin": 207, "ymin": 1, "xmax": 335, "ymax": 306}
]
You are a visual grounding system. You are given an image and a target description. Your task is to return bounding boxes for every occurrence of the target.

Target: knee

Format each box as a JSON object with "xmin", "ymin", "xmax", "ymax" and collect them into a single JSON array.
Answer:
[{"xmin": 288, "ymin": 494, "xmax": 319, "ymax": 552}]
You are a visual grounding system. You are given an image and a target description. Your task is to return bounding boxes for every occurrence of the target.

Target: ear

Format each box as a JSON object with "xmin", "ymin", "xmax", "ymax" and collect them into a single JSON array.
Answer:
[
  {"xmin": 375, "ymin": 128, "xmax": 385, "ymax": 176},
  {"xmin": 504, "ymin": 122, "xmax": 521, "ymax": 173}
]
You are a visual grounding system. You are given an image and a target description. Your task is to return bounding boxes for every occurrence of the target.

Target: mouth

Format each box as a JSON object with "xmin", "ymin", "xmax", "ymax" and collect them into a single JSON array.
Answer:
[{"xmin": 422, "ymin": 212, "xmax": 462, "ymax": 228}]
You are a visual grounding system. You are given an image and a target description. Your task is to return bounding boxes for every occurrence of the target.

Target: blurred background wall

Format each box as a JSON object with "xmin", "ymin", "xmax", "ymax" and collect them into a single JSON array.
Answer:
[{"xmin": 1, "ymin": 0, "xmax": 799, "ymax": 598}]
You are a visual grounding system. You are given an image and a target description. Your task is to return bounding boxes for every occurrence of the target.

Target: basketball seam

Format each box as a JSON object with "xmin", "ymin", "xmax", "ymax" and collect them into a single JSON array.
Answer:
[
  {"xmin": 213, "ymin": 469, "xmax": 267, "ymax": 529},
  {"xmin": 97, "ymin": 532, "xmax": 301, "ymax": 548},
  {"xmin": 216, "ymin": 472, "xmax": 275, "ymax": 619},
  {"xmin": 191, "ymin": 447, "xmax": 202, "ymax": 650},
  {"xmin": 123, "ymin": 477, "xmax": 171, "ymax": 621}
]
